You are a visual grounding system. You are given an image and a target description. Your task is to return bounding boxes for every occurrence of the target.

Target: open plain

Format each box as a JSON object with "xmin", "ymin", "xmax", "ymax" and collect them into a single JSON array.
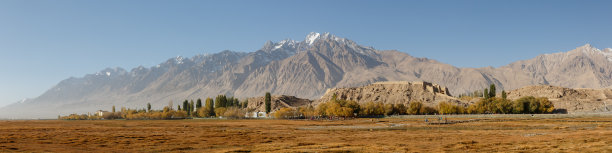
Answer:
[{"xmin": 1, "ymin": 115, "xmax": 611, "ymax": 152}]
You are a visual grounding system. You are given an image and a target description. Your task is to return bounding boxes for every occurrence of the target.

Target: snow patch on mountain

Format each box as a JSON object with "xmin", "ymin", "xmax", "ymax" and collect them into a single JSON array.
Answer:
[{"xmin": 306, "ymin": 32, "xmax": 320, "ymax": 45}]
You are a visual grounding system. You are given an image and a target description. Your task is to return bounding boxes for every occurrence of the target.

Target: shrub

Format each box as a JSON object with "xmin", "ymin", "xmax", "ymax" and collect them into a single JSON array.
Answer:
[
  {"xmin": 360, "ymin": 101, "xmax": 385, "ymax": 116},
  {"xmin": 407, "ymin": 101, "xmax": 423, "ymax": 115},
  {"xmin": 273, "ymin": 107, "xmax": 299, "ymax": 119},
  {"xmin": 437, "ymin": 102, "xmax": 464, "ymax": 115},
  {"xmin": 537, "ymin": 97, "xmax": 554, "ymax": 113},
  {"xmin": 299, "ymin": 105, "xmax": 316, "ymax": 118},
  {"xmin": 215, "ymin": 107, "xmax": 227, "ymax": 117},
  {"xmin": 223, "ymin": 107, "xmax": 246, "ymax": 119},
  {"xmin": 317, "ymin": 99, "xmax": 360, "ymax": 117}
]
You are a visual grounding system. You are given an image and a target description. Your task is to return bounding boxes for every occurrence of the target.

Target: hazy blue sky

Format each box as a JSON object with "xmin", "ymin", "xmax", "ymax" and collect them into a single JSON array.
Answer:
[{"xmin": 1, "ymin": 0, "xmax": 611, "ymax": 107}]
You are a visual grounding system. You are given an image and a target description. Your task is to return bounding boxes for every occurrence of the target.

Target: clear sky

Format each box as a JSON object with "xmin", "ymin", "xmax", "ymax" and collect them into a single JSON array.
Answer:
[{"xmin": 1, "ymin": 0, "xmax": 611, "ymax": 107}]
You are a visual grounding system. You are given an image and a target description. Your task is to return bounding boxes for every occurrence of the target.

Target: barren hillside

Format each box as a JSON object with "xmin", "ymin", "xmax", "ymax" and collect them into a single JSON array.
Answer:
[
  {"xmin": 505, "ymin": 85, "xmax": 612, "ymax": 113},
  {"xmin": 246, "ymin": 95, "xmax": 312, "ymax": 112}
]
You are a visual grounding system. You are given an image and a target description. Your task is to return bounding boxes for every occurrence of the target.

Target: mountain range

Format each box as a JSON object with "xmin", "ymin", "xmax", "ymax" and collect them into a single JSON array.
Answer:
[{"xmin": 2, "ymin": 32, "xmax": 611, "ymax": 119}]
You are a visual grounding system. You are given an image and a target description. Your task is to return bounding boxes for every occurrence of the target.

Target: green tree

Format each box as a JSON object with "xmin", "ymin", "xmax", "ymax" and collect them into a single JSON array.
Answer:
[
  {"xmin": 233, "ymin": 98, "xmax": 239, "ymax": 107},
  {"xmin": 501, "ymin": 90, "xmax": 507, "ymax": 99},
  {"xmin": 514, "ymin": 96, "xmax": 534, "ymax": 114},
  {"xmin": 489, "ymin": 84, "xmax": 496, "ymax": 98},
  {"xmin": 226, "ymin": 96, "xmax": 233, "ymax": 107},
  {"xmin": 484, "ymin": 88, "xmax": 490, "ymax": 99},
  {"xmin": 265, "ymin": 92, "xmax": 272, "ymax": 114},
  {"xmin": 112, "ymin": 105, "xmax": 116, "ymax": 113},
  {"xmin": 196, "ymin": 98, "xmax": 202, "ymax": 109},
  {"xmin": 147, "ymin": 103, "xmax": 151, "ymax": 112},
  {"xmin": 215, "ymin": 95, "xmax": 227, "ymax": 108},
  {"xmin": 177, "ymin": 105, "xmax": 181, "ymax": 111},
  {"xmin": 190, "ymin": 100, "xmax": 195, "ymax": 114},
  {"xmin": 206, "ymin": 97, "xmax": 215, "ymax": 117},
  {"xmin": 183, "ymin": 100, "xmax": 190, "ymax": 116},
  {"xmin": 493, "ymin": 97, "xmax": 513, "ymax": 114}
]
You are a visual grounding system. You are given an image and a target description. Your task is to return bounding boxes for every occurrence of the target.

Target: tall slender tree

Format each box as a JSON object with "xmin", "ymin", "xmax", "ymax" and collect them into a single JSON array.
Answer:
[
  {"xmin": 205, "ymin": 98, "xmax": 215, "ymax": 117},
  {"xmin": 183, "ymin": 100, "xmax": 189, "ymax": 115},
  {"xmin": 147, "ymin": 103, "xmax": 151, "ymax": 112},
  {"xmin": 501, "ymin": 90, "xmax": 507, "ymax": 99},
  {"xmin": 189, "ymin": 100, "xmax": 195, "ymax": 116},
  {"xmin": 484, "ymin": 88, "xmax": 490, "ymax": 99},
  {"xmin": 489, "ymin": 84, "xmax": 496, "ymax": 98},
  {"xmin": 112, "ymin": 105, "xmax": 116, "ymax": 113},
  {"xmin": 265, "ymin": 92, "xmax": 271, "ymax": 114},
  {"xmin": 196, "ymin": 98, "xmax": 202, "ymax": 109}
]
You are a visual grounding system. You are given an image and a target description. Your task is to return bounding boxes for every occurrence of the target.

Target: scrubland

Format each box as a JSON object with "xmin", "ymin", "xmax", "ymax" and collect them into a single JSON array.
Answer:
[{"xmin": 1, "ymin": 115, "xmax": 611, "ymax": 152}]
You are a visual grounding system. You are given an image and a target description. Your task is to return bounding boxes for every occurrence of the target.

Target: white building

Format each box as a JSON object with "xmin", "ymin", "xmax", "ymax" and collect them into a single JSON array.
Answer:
[
  {"xmin": 245, "ymin": 112, "xmax": 268, "ymax": 118},
  {"xmin": 95, "ymin": 110, "xmax": 109, "ymax": 116}
]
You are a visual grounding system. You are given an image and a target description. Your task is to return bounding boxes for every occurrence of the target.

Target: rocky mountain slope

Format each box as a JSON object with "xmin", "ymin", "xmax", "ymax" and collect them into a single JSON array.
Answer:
[{"xmin": 2, "ymin": 32, "xmax": 611, "ymax": 119}]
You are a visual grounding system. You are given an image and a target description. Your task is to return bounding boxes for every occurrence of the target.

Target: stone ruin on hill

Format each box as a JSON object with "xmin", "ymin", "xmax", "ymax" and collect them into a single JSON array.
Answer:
[{"xmin": 315, "ymin": 81, "xmax": 465, "ymax": 107}]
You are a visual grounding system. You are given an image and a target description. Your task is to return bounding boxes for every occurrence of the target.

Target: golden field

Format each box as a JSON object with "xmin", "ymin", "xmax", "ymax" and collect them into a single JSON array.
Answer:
[{"xmin": 1, "ymin": 115, "xmax": 611, "ymax": 152}]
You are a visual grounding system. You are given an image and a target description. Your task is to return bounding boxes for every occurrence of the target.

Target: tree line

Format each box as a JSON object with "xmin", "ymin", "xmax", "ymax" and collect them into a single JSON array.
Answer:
[
  {"xmin": 60, "ymin": 85, "xmax": 555, "ymax": 120},
  {"xmin": 60, "ymin": 94, "xmax": 250, "ymax": 120}
]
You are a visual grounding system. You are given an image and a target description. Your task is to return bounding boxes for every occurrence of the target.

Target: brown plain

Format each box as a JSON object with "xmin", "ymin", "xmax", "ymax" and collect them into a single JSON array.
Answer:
[{"xmin": 1, "ymin": 116, "xmax": 611, "ymax": 152}]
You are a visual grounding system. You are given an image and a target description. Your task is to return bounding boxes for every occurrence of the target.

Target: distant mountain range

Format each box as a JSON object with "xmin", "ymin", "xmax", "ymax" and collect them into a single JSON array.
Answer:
[{"xmin": 2, "ymin": 32, "xmax": 611, "ymax": 119}]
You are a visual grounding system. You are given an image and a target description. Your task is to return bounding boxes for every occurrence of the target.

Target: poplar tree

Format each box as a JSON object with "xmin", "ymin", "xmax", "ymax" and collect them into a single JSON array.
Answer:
[
  {"xmin": 205, "ymin": 98, "xmax": 215, "ymax": 117},
  {"xmin": 183, "ymin": 100, "xmax": 190, "ymax": 116},
  {"xmin": 265, "ymin": 92, "xmax": 272, "ymax": 114},
  {"xmin": 147, "ymin": 103, "xmax": 151, "ymax": 112},
  {"xmin": 215, "ymin": 95, "xmax": 227, "ymax": 108},
  {"xmin": 196, "ymin": 98, "xmax": 202, "ymax": 109},
  {"xmin": 189, "ymin": 100, "xmax": 195, "ymax": 114},
  {"xmin": 489, "ymin": 84, "xmax": 496, "ymax": 98}
]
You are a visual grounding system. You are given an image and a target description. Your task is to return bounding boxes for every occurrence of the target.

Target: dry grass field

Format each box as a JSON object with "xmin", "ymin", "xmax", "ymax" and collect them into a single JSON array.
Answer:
[{"xmin": 1, "ymin": 115, "xmax": 611, "ymax": 152}]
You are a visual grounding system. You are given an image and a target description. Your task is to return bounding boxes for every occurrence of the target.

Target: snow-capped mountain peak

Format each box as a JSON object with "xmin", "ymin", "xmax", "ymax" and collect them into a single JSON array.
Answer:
[
  {"xmin": 305, "ymin": 32, "xmax": 321, "ymax": 45},
  {"xmin": 273, "ymin": 39, "xmax": 297, "ymax": 50},
  {"xmin": 175, "ymin": 56, "xmax": 185, "ymax": 64}
]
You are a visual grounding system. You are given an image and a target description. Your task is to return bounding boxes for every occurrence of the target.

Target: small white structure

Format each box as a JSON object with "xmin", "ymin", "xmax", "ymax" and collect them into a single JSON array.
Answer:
[
  {"xmin": 95, "ymin": 110, "xmax": 109, "ymax": 117},
  {"xmin": 245, "ymin": 112, "xmax": 268, "ymax": 118}
]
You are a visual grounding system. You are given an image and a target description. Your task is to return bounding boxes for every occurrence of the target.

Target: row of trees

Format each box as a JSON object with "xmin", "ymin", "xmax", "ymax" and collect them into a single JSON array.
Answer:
[
  {"xmin": 458, "ymin": 84, "xmax": 507, "ymax": 99},
  {"xmin": 61, "ymin": 94, "xmax": 251, "ymax": 120}
]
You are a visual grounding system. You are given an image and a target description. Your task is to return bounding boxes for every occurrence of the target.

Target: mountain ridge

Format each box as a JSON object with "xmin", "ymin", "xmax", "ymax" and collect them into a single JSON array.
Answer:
[{"xmin": 2, "ymin": 32, "xmax": 611, "ymax": 119}]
